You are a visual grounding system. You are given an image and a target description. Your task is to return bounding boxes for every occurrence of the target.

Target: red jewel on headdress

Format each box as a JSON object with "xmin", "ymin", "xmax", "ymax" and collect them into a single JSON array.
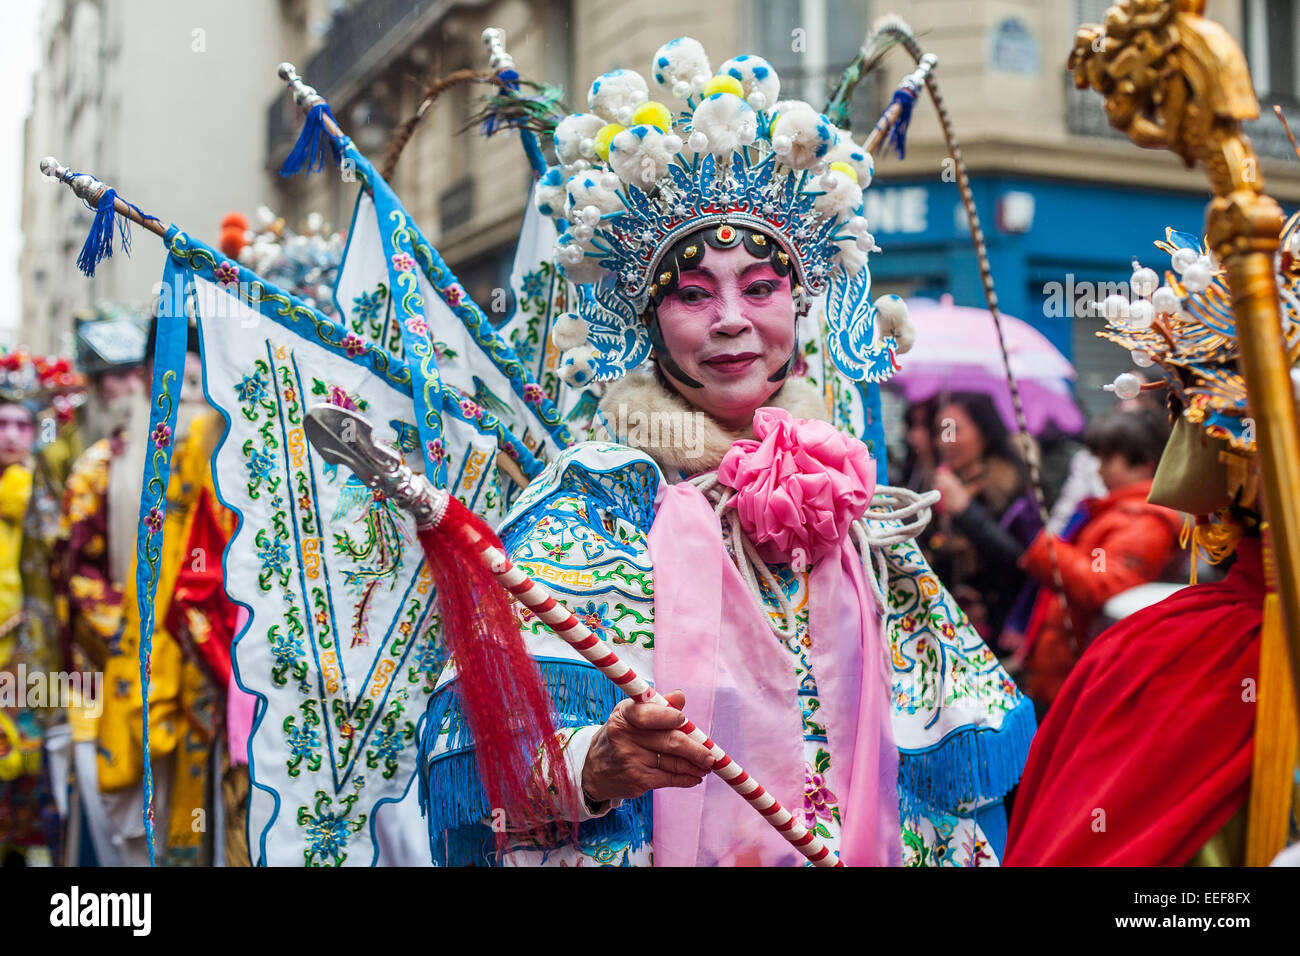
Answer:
[{"xmin": 717, "ymin": 224, "xmax": 736, "ymax": 243}]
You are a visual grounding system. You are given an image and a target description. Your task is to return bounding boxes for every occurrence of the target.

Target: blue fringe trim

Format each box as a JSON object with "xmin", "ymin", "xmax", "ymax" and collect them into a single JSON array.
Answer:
[
  {"xmin": 420, "ymin": 658, "xmax": 651, "ymax": 866},
  {"xmin": 279, "ymin": 103, "xmax": 343, "ymax": 177},
  {"xmin": 886, "ymin": 86, "xmax": 917, "ymax": 160},
  {"xmin": 897, "ymin": 695, "xmax": 1036, "ymax": 821},
  {"xmin": 77, "ymin": 188, "xmax": 129, "ymax": 278}
]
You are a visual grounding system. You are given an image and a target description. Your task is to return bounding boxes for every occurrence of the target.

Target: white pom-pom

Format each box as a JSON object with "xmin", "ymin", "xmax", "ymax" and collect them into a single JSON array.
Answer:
[
  {"xmin": 824, "ymin": 138, "xmax": 874, "ymax": 188},
  {"xmin": 1127, "ymin": 298, "xmax": 1155, "ymax": 330},
  {"xmin": 534, "ymin": 166, "xmax": 567, "ymax": 219},
  {"xmin": 691, "ymin": 93, "xmax": 757, "ymax": 160},
  {"xmin": 664, "ymin": 133, "xmax": 683, "ymax": 153},
  {"xmin": 557, "ymin": 243, "xmax": 606, "ymax": 286},
  {"xmin": 1182, "ymin": 259, "xmax": 1212, "ymax": 293},
  {"xmin": 1131, "ymin": 264, "xmax": 1159, "ymax": 298},
  {"xmin": 559, "ymin": 345, "xmax": 599, "ymax": 386},
  {"xmin": 812, "ymin": 168, "xmax": 862, "ymax": 219},
  {"xmin": 1170, "ymin": 247, "xmax": 1198, "ymax": 274},
  {"xmin": 609, "ymin": 125, "xmax": 676, "ymax": 186},
  {"xmin": 770, "ymin": 103, "xmax": 836, "ymax": 170},
  {"xmin": 1102, "ymin": 294, "xmax": 1130, "ymax": 322},
  {"xmin": 587, "ymin": 70, "xmax": 650, "ymax": 123},
  {"xmin": 650, "ymin": 37, "xmax": 711, "ymax": 96},
  {"xmin": 566, "ymin": 172, "xmax": 624, "ymax": 217},
  {"xmin": 554, "ymin": 113, "xmax": 606, "ymax": 166},
  {"xmin": 836, "ymin": 239, "xmax": 867, "ymax": 276},
  {"xmin": 717, "ymin": 54, "xmax": 781, "ymax": 111},
  {"xmin": 876, "ymin": 295, "xmax": 914, "ymax": 353},
  {"xmin": 551, "ymin": 312, "xmax": 590, "ymax": 350},
  {"xmin": 615, "ymin": 105, "xmax": 635, "ymax": 125},
  {"xmin": 1106, "ymin": 372, "xmax": 1143, "ymax": 401},
  {"xmin": 1152, "ymin": 285, "xmax": 1179, "ymax": 314}
]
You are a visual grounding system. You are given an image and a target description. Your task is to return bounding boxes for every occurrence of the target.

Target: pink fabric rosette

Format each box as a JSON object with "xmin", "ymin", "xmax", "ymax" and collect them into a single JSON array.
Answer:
[{"xmin": 717, "ymin": 407, "xmax": 876, "ymax": 564}]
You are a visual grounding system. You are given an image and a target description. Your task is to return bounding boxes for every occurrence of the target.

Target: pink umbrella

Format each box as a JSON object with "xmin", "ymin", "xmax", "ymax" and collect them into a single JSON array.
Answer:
[{"xmin": 889, "ymin": 295, "xmax": 1085, "ymax": 436}]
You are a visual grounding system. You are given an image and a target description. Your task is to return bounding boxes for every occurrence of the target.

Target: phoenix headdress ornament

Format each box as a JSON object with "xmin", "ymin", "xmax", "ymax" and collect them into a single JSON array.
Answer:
[
  {"xmin": 534, "ymin": 37, "xmax": 887, "ymax": 386},
  {"xmin": 1097, "ymin": 215, "xmax": 1300, "ymax": 456}
]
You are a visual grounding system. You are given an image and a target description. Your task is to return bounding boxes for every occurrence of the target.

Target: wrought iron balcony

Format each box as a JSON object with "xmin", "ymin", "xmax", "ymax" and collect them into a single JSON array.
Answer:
[{"xmin": 266, "ymin": 0, "xmax": 452, "ymax": 166}]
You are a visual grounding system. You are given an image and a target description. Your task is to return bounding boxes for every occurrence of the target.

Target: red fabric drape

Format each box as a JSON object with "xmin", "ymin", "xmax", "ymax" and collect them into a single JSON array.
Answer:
[{"xmin": 1004, "ymin": 538, "xmax": 1264, "ymax": 866}]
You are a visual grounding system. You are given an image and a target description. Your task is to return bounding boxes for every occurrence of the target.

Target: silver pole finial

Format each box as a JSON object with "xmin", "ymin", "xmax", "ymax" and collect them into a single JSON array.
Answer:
[
  {"xmin": 39, "ymin": 156, "xmax": 109, "ymax": 205},
  {"xmin": 277, "ymin": 61, "xmax": 324, "ymax": 110}
]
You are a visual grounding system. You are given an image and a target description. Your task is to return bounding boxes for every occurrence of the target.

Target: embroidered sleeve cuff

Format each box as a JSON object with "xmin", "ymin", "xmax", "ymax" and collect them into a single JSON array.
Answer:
[{"xmin": 565, "ymin": 725, "xmax": 624, "ymax": 822}]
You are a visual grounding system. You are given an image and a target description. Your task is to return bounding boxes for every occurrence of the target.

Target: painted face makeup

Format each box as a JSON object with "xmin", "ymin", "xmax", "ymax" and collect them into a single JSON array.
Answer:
[
  {"xmin": 654, "ymin": 242, "xmax": 797, "ymax": 429},
  {"xmin": 0, "ymin": 404, "xmax": 35, "ymax": 468}
]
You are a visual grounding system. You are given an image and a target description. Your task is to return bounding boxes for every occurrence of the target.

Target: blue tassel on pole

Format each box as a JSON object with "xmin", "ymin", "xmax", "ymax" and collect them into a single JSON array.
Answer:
[
  {"xmin": 76, "ymin": 188, "xmax": 130, "ymax": 278},
  {"xmin": 280, "ymin": 102, "xmax": 343, "ymax": 177},
  {"xmin": 886, "ymin": 86, "xmax": 918, "ymax": 160}
]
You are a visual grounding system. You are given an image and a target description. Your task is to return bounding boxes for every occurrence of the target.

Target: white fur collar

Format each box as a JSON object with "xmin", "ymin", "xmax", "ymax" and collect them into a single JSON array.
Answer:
[{"xmin": 595, "ymin": 369, "xmax": 829, "ymax": 478}]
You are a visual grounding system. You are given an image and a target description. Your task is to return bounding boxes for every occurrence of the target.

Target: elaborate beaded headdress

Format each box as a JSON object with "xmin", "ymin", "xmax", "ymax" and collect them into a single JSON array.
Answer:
[
  {"xmin": 535, "ymin": 37, "xmax": 885, "ymax": 386},
  {"xmin": 1097, "ymin": 216, "xmax": 1300, "ymax": 455}
]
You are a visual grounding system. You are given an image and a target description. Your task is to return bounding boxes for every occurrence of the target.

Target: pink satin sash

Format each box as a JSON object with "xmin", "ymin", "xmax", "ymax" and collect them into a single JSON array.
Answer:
[{"xmin": 649, "ymin": 483, "xmax": 900, "ymax": 866}]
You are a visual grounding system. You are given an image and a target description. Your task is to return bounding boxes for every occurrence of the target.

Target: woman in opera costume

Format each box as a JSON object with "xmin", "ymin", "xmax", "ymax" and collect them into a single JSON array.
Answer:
[{"xmin": 421, "ymin": 36, "xmax": 1034, "ymax": 866}]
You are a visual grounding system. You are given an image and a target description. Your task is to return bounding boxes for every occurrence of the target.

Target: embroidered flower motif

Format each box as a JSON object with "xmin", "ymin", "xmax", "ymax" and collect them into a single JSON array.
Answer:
[
  {"xmin": 523, "ymin": 382, "xmax": 545, "ymax": 404},
  {"xmin": 718, "ymin": 407, "xmax": 874, "ymax": 565},
  {"xmin": 573, "ymin": 601, "xmax": 615, "ymax": 641},
  {"xmin": 391, "ymin": 252, "xmax": 415, "ymax": 272},
  {"xmin": 352, "ymin": 285, "xmax": 387, "ymax": 323},
  {"xmin": 143, "ymin": 506, "xmax": 163, "ymax": 534},
  {"xmin": 326, "ymin": 384, "xmax": 358, "ymax": 411},
  {"xmin": 342, "ymin": 333, "xmax": 368, "ymax": 358},
  {"xmin": 459, "ymin": 398, "xmax": 482, "ymax": 419},
  {"xmin": 443, "ymin": 283, "xmax": 464, "ymax": 306},
  {"xmin": 236, "ymin": 373, "xmax": 268, "ymax": 405},
  {"xmin": 425, "ymin": 439, "xmax": 446, "ymax": 463},
  {"xmin": 151, "ymin": 423, "xmax": 172, "ymax": 448},
  {"xmin": 520, "ymin": 268, "xmax": 546, "ymax": 302},
  {"xmin": 803, "ymin": 763, "xmax": 838, "ymax": 829},
  {"xmin": 405, "ymin": 317, "xmax": 428, "ymax": 337},
  {"xmin": 215, "ymin": 261, "xmax": 239, "ymax": 287}
]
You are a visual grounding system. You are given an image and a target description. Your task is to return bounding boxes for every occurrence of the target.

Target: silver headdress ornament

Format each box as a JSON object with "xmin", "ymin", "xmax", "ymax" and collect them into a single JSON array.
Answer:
[{"xmin": 536, "ymin": 37, "xmax": 884, "ymax": 387}]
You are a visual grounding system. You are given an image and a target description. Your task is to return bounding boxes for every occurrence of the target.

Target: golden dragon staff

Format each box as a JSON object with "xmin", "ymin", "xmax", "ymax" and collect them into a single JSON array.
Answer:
[{"xmin": 1070, "ymin": 0, "xmax": 1299, "ymax": 866}]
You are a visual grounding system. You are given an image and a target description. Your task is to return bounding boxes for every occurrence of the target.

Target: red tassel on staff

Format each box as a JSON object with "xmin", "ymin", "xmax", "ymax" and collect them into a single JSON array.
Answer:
[{"xmin": 416, "ymin": 496, "xmax": 578, "ymax": 846}]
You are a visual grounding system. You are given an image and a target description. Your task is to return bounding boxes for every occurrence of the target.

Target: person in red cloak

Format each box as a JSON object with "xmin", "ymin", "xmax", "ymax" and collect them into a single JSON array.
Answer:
[{"xmin": 1002, "ymin": 521, "xmax": 1262, "ymax": 866}]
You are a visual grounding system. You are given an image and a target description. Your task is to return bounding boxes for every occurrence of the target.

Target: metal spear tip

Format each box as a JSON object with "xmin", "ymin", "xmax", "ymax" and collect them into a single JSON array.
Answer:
[
  {"xmin": 277, "ymin": 62, "xmax": 298, "ymax": 82},
  {"xmin": 303, "ymin": 404, "xmax": 398, "ymax": 481}
]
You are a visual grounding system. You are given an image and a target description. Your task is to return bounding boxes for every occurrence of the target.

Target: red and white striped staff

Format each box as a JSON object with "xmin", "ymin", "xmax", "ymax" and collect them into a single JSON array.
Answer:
[{"xmin": 304, "ymin": 405, "xmax": 842, "ymax": 867}]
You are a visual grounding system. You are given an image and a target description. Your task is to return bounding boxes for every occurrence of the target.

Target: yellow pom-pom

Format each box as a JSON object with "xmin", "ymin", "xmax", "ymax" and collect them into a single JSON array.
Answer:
[
  {"xmin": 632, "ymin": 101, "xmax": 673, "ymax": 133},
  {"xmin": 593, "ymin": 123, "xmax": 624, "ymax": 161},
  {"xmin": 702, "ymin": 75, "xmax": 745, "ymax": 99},
  {"xmin": 828, "ymin": 161, "xmax": 858, "ymax": 184}
]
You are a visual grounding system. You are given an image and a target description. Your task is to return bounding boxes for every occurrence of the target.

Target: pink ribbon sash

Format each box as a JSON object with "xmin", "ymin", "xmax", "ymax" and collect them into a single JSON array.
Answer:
[{"xmin": 649, "ymin": 482, "xmax": 900, "ymax": 866}]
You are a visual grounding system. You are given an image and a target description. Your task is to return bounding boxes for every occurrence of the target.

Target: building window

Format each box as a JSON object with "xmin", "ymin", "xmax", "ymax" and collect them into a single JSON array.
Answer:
[
  {"xmin": 753, "ymin": 0, "xmax": 874, "ymax": 132},
  {"xmin": 1244, "ymin": 0, "xmax": 1300, "ymax": 103}
]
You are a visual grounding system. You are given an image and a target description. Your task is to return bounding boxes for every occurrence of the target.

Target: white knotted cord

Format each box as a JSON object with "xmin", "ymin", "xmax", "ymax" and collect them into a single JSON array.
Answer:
[{"xmin": 687, "ymin": 474, "xmax": 940, "ymax": 641}]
